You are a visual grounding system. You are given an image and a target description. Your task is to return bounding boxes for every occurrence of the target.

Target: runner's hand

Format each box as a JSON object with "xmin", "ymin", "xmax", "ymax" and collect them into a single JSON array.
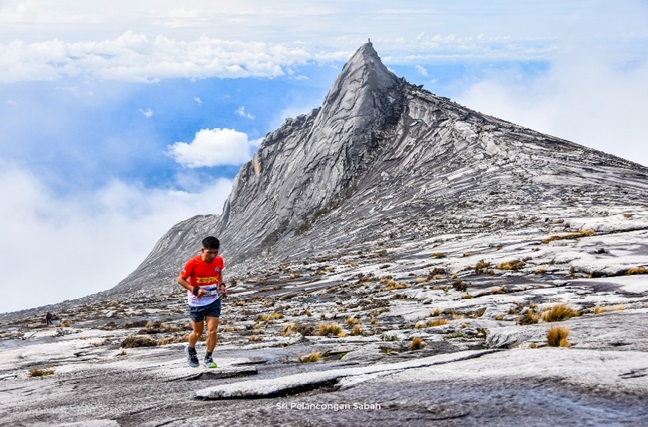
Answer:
[{"xmin": 219, "ymin": 283, "xmax": 227, "ymax": 298}]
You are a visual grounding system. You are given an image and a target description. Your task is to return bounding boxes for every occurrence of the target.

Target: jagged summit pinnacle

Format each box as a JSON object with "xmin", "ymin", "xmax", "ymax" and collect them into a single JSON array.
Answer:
[{"xmin": 319, "ymin": 42, "xmax": 400, "ymax": 121}]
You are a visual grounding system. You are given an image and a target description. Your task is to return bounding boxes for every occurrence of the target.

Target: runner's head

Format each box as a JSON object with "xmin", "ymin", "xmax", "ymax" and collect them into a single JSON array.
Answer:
[{"xmin": 201, "ymin": 236, "xmax": 220, "ymax": 262}]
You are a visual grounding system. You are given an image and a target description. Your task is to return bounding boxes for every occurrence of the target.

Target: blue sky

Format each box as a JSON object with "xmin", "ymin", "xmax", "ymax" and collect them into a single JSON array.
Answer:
[{"xmin": 1, "ymin": 1, "xmax": 647, "ymax": 313}]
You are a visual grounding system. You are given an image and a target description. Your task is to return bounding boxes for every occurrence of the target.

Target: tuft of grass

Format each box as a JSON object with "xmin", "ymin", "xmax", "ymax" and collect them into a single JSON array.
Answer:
[
  {"xmin": 415, "ymin": 321, "xmax": 426, "ymax": 329},
  {"xmin": 443, "ymin": 332, "xmax": 467, "ymax": 339},
  {"xmin": 451, "ymin": 311, "xmax": 465, "ymax": 321},
  {"xmin": 351, "ymin": 325, "xmax": 362, "ymax": 336},
  {"xmin": 431, "ymin": 252, "xmax": 446, "ymax": 259},
  {"xmin": 541, "ymin": 304, "xmax": 579, "ymax": 322},
  {"xmin": 305, "ymin": 309, "xmax": 312, "ymax": 317},
  {"xmin": 121, "ymin": 335, "xmax": 157, "ymax": 348},
  {"xmin": 432, "ymin": 307, "xmax": 441, "ymax": 316},
  {"xmin": 427, "ymin": 318, "xmax": 449, "ymax": 327},
  {"xmin": 626, "ymin": 267, "xmax": 647, "ymax": 275},
  {"xmin": 593, "ymin": 305, "xmax": 607, "ymax": 314},
  {"xmin": 475, "ymin": 260, "xmax": 492, "ymax": 274},
  {"xmin": 517, "ymin": 309, "xmax": 539, "ymax": 325},
  {"xmin": 542, "ymin": 229, "xmax": 595, "ymax": 244},
  {"xmin": 382, "ymin": 281, "xmax": 407, "ymax": 291},
  {"xmin": 547, "ymin": 325, "xmax": 571, "ymax": 347},
  {"xmin": 28, "ymin": 368, "xmax": 54, "ymax": 378},
  {"xmin": 299, "ymin": 351, "xmax": 322, "ymax": 363},
  {"xmin": 118, "ymin": 348, "xmax": 127, "ymax": 357},
  {"xmin": 345, "ymin": 317, "xmax": 360, "ymax": 325},
  {"xmin": 281, "ymin": 323, "xmax": 295, "ymax": 336},
  {"xmin": 256, "ymin": 312, "xmax": 284, "ymax": 322},
  {"xmin": 409, "ymin": 337, "xmax": 425, "ymax": 350},
  {"xmin": 496, "ymin": 260, "xmax": 525, "ymax": 271},
  {"xmin": 317, "ymin": 322, "xmax": 343, "ymax": 336}
]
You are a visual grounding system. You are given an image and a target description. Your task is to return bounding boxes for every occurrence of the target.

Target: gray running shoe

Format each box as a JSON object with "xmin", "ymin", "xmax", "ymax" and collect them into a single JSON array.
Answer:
[{"xmin": 185, "ymin": 346, "xmax": 199, "ymax": 368}]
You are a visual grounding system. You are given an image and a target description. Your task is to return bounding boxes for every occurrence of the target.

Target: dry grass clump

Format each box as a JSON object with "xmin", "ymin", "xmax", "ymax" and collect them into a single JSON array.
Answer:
[
  {"xmin": 547, "ymin": 326, "xmax": 571, "ymax": 347},
  {"xmin": 496, "ymin": 260, "xmax": 526, "ymax": 271},
  {"xmin": 431, "ymin": 252, "xmax": 446, "ymax": 259},
  {"xmin": 345, "ymin": 317, "xmax": 360, "ymax": 325},
  {"xmin": 409, "ymin": 337, "xmax": 425, "ymax": 351},
  {"xmin": 542, "ymin": 229, "xmax": 595, "ymax": 244},
  {"xmin": 317, "ymin": 322, "xmax": 343, "ymax": 337},
  {"xmin": 351, "ymin": 325, "xmax": 362, "ymax": 336},
  {"xmin": 382, "ymin": 281, "xmax": 407, "ymax": 291},
  {"xmin": 281, "ymin": 323, "xmax": 296, "ymax": 336},
  {"xmin": 124, "ymin": 320, "xmax": 149, "ymax": 329},
  {"xmin": 415, "ymin": 321, "xmax": 426, "ymax": 329},
  {"xmin": 517, "ymin": 308, "xmax": 539, "ymax": 325},
  {"xmin": 626, "ymin": 267, "xmax": 647, "ymax": 275},
  {"xmin": 156, "ymin": 334, "xmax": 189, "ymax": 346},
  {"xmin": 541, "ymin": 304, "xmax": 579, "ymax": 322},
  {"xmin": 121, "ymin": 335, "xmax": 158, "ymax": 348},
  {"xmin": 427, "ymin": 318, "xmax": 449, "ymax": 327},
  {"xmin": 256, "ymin": 312, "xmax": 284, "ymax": 322},
  {"xmin": 28, "ymin": 368, "xmax": 54, "ymax": 378},
  {"xmin": 451, "ymin": 311, "xmax": 465, "ymax": 321},
  {"xmin": 474, "ymin": 260, "xmax": 492, "ymax": 274},
  {"xmin": 299, "ymin": 351, "xmax": 322, "ymax": 363},
  {"xmin": 594, "ymin": 305, "xmax": 624, "ymax": 314}
]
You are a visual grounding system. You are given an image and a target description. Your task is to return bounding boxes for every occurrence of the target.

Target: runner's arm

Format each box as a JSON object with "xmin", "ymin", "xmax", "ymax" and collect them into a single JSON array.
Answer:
[{"xmin": 177, "ymin": 275, "xmax": 205, "ymax": 297}]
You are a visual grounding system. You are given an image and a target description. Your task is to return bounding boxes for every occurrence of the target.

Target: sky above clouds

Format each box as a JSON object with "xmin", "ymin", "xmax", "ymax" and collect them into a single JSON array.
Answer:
[{"xmin": 1, "ymin": 0, "xmax": 647, "ymax": 313}]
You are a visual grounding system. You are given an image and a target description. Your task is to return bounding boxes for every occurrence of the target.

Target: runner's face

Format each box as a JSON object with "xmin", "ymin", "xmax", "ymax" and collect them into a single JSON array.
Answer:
[{"xmin": 201, "ymin": 248, "xmax": 218, "ymax": 262}]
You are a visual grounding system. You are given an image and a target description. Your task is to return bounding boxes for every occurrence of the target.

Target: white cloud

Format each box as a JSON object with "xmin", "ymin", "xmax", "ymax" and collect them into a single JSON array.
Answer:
[
  {"xmin": 167, "ymin": 128, "xmax": 255, "ymax": 168},
  {"xmin": 139, "ymin": 107, "xmax": 153, "ymax": 118},
  {"xmin": 235, "ymin": 106, "xmax": 254, "ymax": 119},
  {"xmin": 456, "ymin": 52, "xmax": 648, "ymax": 167},
  {"xmin": 415, "ymin": 65, "xmax": 428, "ymax": 76},
  {"xmin": 193, "ymin": 97, "xmax": 203, "ymax": 105},
  {"xmin": 0, "ymin": 161, "xmax": 232, "ymax": 313}
]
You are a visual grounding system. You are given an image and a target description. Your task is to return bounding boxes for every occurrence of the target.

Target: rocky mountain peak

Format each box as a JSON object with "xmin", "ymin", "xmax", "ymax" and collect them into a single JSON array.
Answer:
[
  {"xmin": 318, "ymin": 41, "xmax": 400, "ymax": 122},
  {"xmin": 108, "ymin": 42, "xmax": 648, "ymax": 297}
]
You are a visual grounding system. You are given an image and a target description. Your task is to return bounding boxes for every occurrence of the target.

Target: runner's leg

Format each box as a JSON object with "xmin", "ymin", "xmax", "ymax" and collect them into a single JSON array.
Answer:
[
  {"xmin": 205, "ymin": 316, "xmax": 219, "ymax": 353},
  {"xmin": 189, "ymin": 319, "xmax": 204, "ymax": 348}
]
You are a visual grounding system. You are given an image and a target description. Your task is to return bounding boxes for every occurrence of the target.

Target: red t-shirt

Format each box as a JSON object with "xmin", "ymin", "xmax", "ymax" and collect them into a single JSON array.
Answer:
[{"xmin": 181, "ymin": 255, "xmax": 224, "ymax": 287}]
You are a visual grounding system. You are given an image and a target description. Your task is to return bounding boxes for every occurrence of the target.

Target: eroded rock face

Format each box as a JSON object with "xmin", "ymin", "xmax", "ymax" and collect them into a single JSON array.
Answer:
[{"xmin": 89, "ymin": 42, "xmax": 648, "ymax": 302}]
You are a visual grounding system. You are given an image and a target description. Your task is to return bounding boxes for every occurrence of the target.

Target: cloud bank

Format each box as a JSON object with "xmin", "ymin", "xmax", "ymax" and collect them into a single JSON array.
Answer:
[{"xmin": 0, "ymin": 161, "xmax": 232, "ymax": 313}]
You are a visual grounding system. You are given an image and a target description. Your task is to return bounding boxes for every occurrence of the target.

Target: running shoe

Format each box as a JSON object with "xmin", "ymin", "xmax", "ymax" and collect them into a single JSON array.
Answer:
[
  {"xmin": 185, "ymin": 346, "xmax": 199, "ymax": 368},
  {"xmin": 203, "ymin": 355, "xmax": 217, "ymax": 368}
]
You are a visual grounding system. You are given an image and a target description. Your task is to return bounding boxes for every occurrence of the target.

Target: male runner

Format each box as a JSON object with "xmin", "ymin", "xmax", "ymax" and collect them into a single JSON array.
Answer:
[{"xmin": 177, "ymin": 236, "xmax": 227, "ymax": 368}]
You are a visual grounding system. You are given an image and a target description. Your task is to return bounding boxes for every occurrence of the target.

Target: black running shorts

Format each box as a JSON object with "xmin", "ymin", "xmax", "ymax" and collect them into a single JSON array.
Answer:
[{"xmin": 189, "ymin": 298, "xmax": 221, "ymax": 322}]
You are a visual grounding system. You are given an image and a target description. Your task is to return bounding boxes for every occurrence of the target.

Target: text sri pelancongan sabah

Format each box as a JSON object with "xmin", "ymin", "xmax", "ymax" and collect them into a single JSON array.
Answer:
[{"xmin": 275, "ymin": 402, "xmax": 381, "ymax": 411}]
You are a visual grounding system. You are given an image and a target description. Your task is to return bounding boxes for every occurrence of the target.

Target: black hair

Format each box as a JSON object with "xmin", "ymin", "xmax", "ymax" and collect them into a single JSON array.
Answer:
[{"xmin": 202, "ymin": 236, "xmax": 220, "ymax": 250}]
